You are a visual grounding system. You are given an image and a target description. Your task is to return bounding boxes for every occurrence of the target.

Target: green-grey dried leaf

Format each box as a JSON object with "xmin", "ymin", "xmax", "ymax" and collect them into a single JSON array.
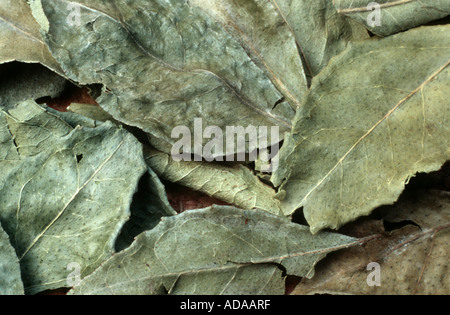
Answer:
[
  {"xmin": 67, "ymin": 103, "xmax": 117, "ymax": 124},
  {"xmin": 270, "ymin": 0, "xmax": 369, "ymax": 77},
  {"xmin": 145, "ymin": 147, "xmax": 283, "ymax": 215},
  {"xmin": 69, "ymin": 206, "xmax": 359, "ymax": 295},
  {"xmin": 32, "ymin": 0, "xmax": 301, "ymax": 156},
  {"xmin": 188, "ymin": 0, "xmax": 308, "ymax": 109},
  {"xmin": 0, "ymin": 223, "xmax": 24, "ymax": 295},
  {"xmin": 0, "ymin": 0, "xmax": 63, "ymax": 75},
  {"xmin": 0, "ymin": 100, "xmax": 147, "ymax": 294},
  {"xmin": 45, "ymin": 104, "xmax": 99, "ymax": 129},
  {"xmin": 334, "ymin": 0, "xmax": 450, "ymax": 37},
  {"xmin": 272, "ymin": 25, "xmax": 450, "ymax": 233}
]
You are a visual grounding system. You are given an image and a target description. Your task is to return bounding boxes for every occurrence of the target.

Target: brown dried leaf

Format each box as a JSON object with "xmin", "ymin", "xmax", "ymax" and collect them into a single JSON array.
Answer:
[
  {"xmin": 0, "ymin": 0, "xmax": 63, "ymax": 74},
  {"xmin": 292, "ymin": 189, "xmax": 450, "ymax": 295}
]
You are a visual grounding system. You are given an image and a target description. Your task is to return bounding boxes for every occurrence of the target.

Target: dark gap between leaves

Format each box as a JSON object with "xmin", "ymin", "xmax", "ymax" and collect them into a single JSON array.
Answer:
[
  {"xmin": 123, "ymin": 125, "xmax": 152, "ymax": 146},
  {"xmin": 11, "ymin": 137, "xmax": 19, "ymax": 152},
  {"xmin": 114, "ymin": 171, "xmax": 164, "ymax": 252},
  {"xmin": 272, "ymin": 97, "xmax": 286, "ymax": 111},
  {"xmin": 285, "ymin": 275, "xmax": 302, "ymax": 295},
  {"xmin": 295, "ymin": 43, "xmax": 313, "ymax": 87},
  {"xmin": 382, "ymin": 220, "xmax": 421, "ymax": 232},
  {"xmin": 367, "ymin": 30, "xmax": 377, "ymax": 37},
  {"xmin": 423, "ymin": 14, "xmax": 450, "ymax": 26},
  {"xmin": 0, "ymin": 62, "xmax": 68, "ymax": 108},
  {"xmin": 403, "ymin": 160, "xmax": 450, "ymax": 192},
  {"xmin": 291, "ymin": 207, "xmax": 309, "ymax": 227}
]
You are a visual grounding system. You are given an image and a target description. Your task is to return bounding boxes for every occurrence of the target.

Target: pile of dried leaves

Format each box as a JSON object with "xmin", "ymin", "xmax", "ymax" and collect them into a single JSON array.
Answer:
[{"xmin": 0, "ymin": 0, "xmax": 448, "ymax": 295}]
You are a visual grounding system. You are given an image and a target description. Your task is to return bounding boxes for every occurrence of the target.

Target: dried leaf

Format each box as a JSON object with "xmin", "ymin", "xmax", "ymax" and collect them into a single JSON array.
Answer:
[
  {"xmin": 67, "ymin": 103, "xmax": 116, "ymax": 123},
  {"xmin": 0, "ymin": 100, "xmax": 147, "ymax": 294},
  {"xmin": 292, "ymin": 190, "xmax": 450, "ymax": 295},
  {"xmin": 272, "ymin": 25, "xmax": 450, "ymax": 233},
  {"xmin": 0, "ymin": 223, "xmax": 24, "ymax": 295},
  {"xmin": 270, "ymin": 0, "xmax": 369, "ymax": 77},
  {"xmin": 69, "ymin": 206, "xmax": 361, "ymax": 295},
  {"xmin": 188, "ymin": 0, "xmax": 308, "ymax": 107},
  {"xmin": 31, "ymin": 0, "xmax": 305, "ymax": 156},
  {"xmin": 145, "ymin": 147, "xmax": 283, "ymax": 215},
  {"xmin": 0, "ymin": 0, "xmax": 444, "ymax": 296},
  {"xmin": 334, "ymin": 0, "xmax": 450, "ymax": 37},
  {"xmin": 0, "ymin": 0, "xmax": 63, "ymax": 74}
]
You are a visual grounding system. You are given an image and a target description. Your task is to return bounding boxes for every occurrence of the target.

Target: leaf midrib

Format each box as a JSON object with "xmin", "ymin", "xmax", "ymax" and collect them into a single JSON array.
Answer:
[
  {"xmin": 0, "ymin": 15, "xmax": 44, "ymax": 45},
  {"xmin": 19, "ymin": 129, "xmax": 129, "ymax": 260},
  {"xmin": 335, "ymin": 0, "xmax": 417, "ymax": 14},
  {"xmin": 78, "ymin": 235, "xmax": 364, "ymax": 295},
  {"xmin": 297, "ymin": 60, "xmax": 450, "ymax": 209}
]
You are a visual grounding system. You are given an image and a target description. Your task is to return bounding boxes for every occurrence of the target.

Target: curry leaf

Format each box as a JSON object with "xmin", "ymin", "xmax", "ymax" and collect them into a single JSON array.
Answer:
[
  {"xmin": 334, "ymin": 0, "xmax": 450, "ymax": 37},
  {"xmin": 0, "ymin": 100, "xmax": 147, "ymax": 294},
  {"xmin": 31, "ymin": 0, "xmax": 305, "ymax": 156},
  {"xmin": 0, "ymin": 0, "xmax": 68, "ymax": 109},
  {"xmin": 293, "ymin": 189, "xmax": 450, "ymax": 295},
  {"xmin": 145, "ymin": 147, "xmax": 283, "ymax": 215},
  {"xmin": 188, "ymin": 0, "xmax": 308, "ymax": 108},
  {"xmin": 67, "ymin": 103, "xmax": 117, "ymax": 124},
  {"xmin": 69, "ymin": 206, "xmax": 361, "ymax": 295},
  {"xmin": 272, "ymin": 25, "xmax": 450, "ymax": 233},
  {"xmin": 0, "ymin": 0, "xmax": 63, "ymax": 75},
  {"xmin": 1, "ymin": 0, "xmax": 445, "ymax": 296},
  {"xmin": 269, "ymin": 0, "xmax": 369, "ymax": 77},
  {"xmin": 0, "ymin": 223, "xmax": 24, "ymax": 295}
]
